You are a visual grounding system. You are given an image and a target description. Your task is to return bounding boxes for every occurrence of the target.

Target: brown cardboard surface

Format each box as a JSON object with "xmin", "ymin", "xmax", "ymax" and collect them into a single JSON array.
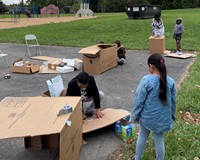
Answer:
[
  {"xmin": 0, "ymin": 96, "xmax": 82, "ymax": 160},
  {"xmin": 39, "ymin": 65, "xmax": 59, "ymax": 74},
  {"xmin": 0, "ymin": 96, "xmax": 81, "ymax": 139},
  {"xmin": 83, "ymin": 108, "xmax": 130, "ymax": 133},
  {"xmin": 48, "ymin": 60, "xmax": 62, "ymax": 70},
  {"xmin": 79, "ymin": 44, "xmax": 117, "ymax": 74},
  {"xmin": 164, "ymin": 52, "xmax": 196, "ymax": 59},
  {"xmin": 59, "ymin": 103, "xmax": 82, "ymax": 160},
  {"xmin": 149, "ymin": 36, "xmax": 165, "ymax": 54},
  {"xmin": 31, "ymin": 56, "xmax": 62, "ymax": 62}
]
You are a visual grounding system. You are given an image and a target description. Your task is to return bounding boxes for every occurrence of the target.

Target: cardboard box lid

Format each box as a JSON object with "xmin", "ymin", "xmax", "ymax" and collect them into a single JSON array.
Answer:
[
  {"xmin": 78, "ymin": 44, "xmax": 116, "ymax": 55},
  {"xmin": 83, "ymin": 108, "xmax": 130, "ymax": 133},
  {"xmin": 0, "ymin": 96, "xmax": 81, "ymax": 139}
]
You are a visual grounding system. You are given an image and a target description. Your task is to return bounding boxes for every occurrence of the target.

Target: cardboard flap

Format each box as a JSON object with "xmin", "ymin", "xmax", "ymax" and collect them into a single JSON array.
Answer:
[
  {"xmin": 31, "ymin": 56, "xmax": 62, "ymax": 62},
  {"xmin": 78, "ymin": 45, "xmax": 100, "ymax": 55},
  {"xmin": 97, "ymin": 44, "xmax": 116, "ymax": 49},
  {"xmin": 83, "ymin": 108, "xmax": 130, "ymax": 133},
  {"xmin": 30, "ymin": 64, "xmax": 40, "ymax": 73}
]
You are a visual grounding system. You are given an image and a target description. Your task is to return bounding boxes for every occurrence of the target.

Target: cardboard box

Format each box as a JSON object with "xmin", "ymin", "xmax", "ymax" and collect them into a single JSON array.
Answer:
[
  {"xmin": 48, "ymin": 60, "xmax": 62, "ymax": 70},
  {"xmin": 79, "ymin": 44, "xmax": 117, "ymax": 74},
  {"xmin": 0, "ymin": 97, "xmax": 82, "ymax": 160},
  {"xmin": 149, "ymin": 36, "xmax": 165, "ymax": 54},
  {"xmin": 43, "ymin": 88, "xmax": 67, "ymax": 97},
  {"xmin": 11, "ymin": 58, "xmax": 40, "ymax": 74},
  {"xmin": 115, "ymin": 119, "xmax": 136, "ymax": 143}
]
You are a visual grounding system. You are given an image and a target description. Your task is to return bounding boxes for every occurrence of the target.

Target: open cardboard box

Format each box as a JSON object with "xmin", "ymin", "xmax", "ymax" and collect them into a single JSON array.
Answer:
[
  {"xmin": 0, "ymin": 97, "xmax": 82, "ymax": 160},
  {"xmin": 79, "ymin": 44, "xmax": 117, "ymax": 75},
  {"xmin": 11, "ymin": 58, "xmax": 40, "ymax": 74},
  {"xmin": 43, "ymin": 88, "xmax": 67, "ymax": 97}
]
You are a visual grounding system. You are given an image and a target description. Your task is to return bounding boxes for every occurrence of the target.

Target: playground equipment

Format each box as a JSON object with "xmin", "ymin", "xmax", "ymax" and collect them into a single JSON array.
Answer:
[
  {"xmin": 40, "ymin": 4, "xmax": 59, "ymax": 17},
  {"xmin": 75, "ymin": 0, "xmax": 94, "ymax": 17},
  {"xmin": 0, "ymin": 12, "xmax": 19, "ymax": 23},
  {"xmin": 0, "ymin": 6, "xmax": 39, "ymax": 23}
]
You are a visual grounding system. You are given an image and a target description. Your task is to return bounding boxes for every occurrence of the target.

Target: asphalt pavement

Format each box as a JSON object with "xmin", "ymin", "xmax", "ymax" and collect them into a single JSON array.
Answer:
[{"xmin": 0, "ymin": 43, "xmax": 194, "ymax": 160}]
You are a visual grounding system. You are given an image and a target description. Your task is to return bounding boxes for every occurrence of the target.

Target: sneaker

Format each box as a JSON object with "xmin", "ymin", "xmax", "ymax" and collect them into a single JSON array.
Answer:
[
  {"xmin": 176, "ymin": 50, "xmax": 183, "ymax": 55},
  {"xmin": 118, "ymin": 58, "xmax": 125, "ymax": 65}
]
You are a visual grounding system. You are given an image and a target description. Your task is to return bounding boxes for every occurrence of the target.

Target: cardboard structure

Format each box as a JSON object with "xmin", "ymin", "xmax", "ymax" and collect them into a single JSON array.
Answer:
[
  {"xmin": 149, "ymin": 36, "xmax": 165, "ymax": 54},
  {"xmin": 79, "ymin": 44, "xmax": 117, "ymax": 75},
  {"xmin": 83, "ymin": 108, "xmax": 130, "ymax": 133},
  {"xmin": 0, "ymin": 97, "xmax": 82, "ymax": 160},
  {"xmin": 11, "ymin": 58, "xmax": 40, "ymax": 74}
]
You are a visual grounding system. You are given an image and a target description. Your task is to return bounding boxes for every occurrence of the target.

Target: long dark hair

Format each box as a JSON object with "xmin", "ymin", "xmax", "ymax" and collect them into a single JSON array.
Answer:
[{"xmin": 148, "ymin": 54, "xmax": 167, "ymax": 105}]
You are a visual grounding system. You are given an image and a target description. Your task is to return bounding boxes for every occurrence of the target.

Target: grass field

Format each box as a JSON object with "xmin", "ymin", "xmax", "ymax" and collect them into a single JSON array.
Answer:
[
  {"xmin": 0, "ymin": 8, "xmax": 200, "ymax": 51},
  {"xmin": 0, "ymin": 8, "xmax": 200, "ymax": 160}
]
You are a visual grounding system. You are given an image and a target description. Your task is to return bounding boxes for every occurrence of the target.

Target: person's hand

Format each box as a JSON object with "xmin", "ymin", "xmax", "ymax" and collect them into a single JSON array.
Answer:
[{"xmin": 96, "ymin": 108, "xmax": 104, "ymax": 118}]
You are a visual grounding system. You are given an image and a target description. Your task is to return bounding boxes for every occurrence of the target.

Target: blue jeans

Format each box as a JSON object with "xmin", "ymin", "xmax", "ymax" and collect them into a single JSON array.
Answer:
[{"xmin": 135, "ymin": 123, "xmax": 165, "ymax": 160}]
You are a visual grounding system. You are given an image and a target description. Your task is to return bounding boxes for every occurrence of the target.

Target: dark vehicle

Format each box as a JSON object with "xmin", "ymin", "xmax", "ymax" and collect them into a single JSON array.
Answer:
[{"xmin": 125, "ymin": 5, "xmax": 161, "ymax": 19}]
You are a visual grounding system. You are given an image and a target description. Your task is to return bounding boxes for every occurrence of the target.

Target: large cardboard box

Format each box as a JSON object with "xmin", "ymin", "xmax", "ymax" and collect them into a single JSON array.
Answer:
[
  {"xmin": 79, "ymin": 44, "xmax": 117, "ymax": 74},
  {"xmin": 0, "ymin": 97, "xmax": 82, "ymax": 160},
  {"xmin": 149, "ymin": 36, "xmax": 165, "ymax": 54},
  {"xmin": 11, "ymin": 58, "xmax": 40, "ymax": 74}
]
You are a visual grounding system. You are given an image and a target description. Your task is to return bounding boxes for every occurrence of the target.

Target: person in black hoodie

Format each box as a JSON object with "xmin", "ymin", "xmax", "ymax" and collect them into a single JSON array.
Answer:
[{"xmin": 66, "ymin": 72, "xmax": 104, "ymax": 118}]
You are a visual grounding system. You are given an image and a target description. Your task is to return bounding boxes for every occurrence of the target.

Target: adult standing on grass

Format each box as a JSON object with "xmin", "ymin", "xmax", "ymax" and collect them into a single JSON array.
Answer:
[{"xmin": 132, "ymin": 54, "xmax": 176, "ymax": 160}]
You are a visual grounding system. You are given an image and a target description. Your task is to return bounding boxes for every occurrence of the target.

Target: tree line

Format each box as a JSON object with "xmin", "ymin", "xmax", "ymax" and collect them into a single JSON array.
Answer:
[{"xmin": 1, "ymin": 0, "xmax": 200, "ymax": 13}]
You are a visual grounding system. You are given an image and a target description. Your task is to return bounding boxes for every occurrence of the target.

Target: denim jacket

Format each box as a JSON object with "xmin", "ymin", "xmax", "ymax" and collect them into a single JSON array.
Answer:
[{"xmin": 132, "ymin": 74, "xmax": 176, "ymax": 133}]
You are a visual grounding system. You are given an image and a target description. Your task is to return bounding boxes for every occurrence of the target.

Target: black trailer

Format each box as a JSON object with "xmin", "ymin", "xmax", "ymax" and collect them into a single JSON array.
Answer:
[{"xmin": 125, "ymin": 5, "xmax": 161, "ymax": 19}]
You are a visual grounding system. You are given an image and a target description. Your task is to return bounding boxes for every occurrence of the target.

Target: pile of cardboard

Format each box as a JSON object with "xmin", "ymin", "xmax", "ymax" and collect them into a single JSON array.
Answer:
[{"xmin": 11, "ymin": 58, "xmax": 40, "ymax": 74}]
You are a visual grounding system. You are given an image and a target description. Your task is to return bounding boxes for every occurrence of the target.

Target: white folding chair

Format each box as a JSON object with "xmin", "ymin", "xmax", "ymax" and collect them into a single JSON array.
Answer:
[
  {"xmin": 25, "ymin": 34, "xmax": 41, "ymax": 57},
  {"xmin": 0, "ymin": 50, "xmax": 9, "ymax": 67}
]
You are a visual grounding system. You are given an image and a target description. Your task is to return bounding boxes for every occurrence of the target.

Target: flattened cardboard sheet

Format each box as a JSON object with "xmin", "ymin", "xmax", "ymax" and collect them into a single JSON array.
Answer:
[
  {"xmin": 83, "ymin": 108, "xmax": 130, "ymax": 133},
  {"xmin": 164, "ymin": 53, "xmax": 196, "ymax": 59},
  {"xmin": 31, "ymin": 56, "xmax": 62, "ymax": 62}
]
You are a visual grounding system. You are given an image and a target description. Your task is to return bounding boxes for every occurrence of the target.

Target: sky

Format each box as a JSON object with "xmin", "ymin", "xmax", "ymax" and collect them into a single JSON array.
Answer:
[{"xmin": 3, "ymin": 0, "xmax": 26, "ymax": 5}]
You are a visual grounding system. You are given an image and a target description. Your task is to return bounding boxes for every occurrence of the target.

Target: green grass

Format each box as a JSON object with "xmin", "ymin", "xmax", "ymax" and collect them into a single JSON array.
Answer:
[
  {"xmin": 0, "ymin": 8, "xmax": 200, "ymax": 51},
  {"xmin": 1, "ymin": 8, "xmax": 200, "ymax": 160}
]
